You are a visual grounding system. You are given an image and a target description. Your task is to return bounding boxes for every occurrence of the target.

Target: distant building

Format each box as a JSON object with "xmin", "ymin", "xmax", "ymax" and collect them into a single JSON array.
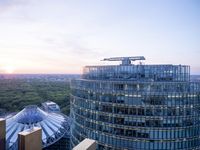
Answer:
[
  {"xmin": 70, "ymin": 56, "xmax": 200, "ymax": 150},
  {"xmin": 6, "ymin": 105, "xmax": 71, "ymax": 150},
  {"xmin": 41, "ymin": 101, "xmax": 61, "ymax": 113},
  {"xmin": 191, "ymin": 75, "xmax": 200, "ymax": 82}
]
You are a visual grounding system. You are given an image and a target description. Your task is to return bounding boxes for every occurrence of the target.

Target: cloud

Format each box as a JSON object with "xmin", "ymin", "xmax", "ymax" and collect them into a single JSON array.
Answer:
[
  {"xmin": 0, "ymin": 0, "xmax": 27, "ymax": 14},
  {"xmin": 39, "ymin": 33, "xmax": 104, "ymax": 58}
]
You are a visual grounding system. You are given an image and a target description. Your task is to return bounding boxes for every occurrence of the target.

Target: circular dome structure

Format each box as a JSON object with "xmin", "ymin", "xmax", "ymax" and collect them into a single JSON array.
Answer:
[
  {"xmin": 6, "ymin": 105, "xmax": 71, "ymax": 150},
  {"xmin": 14, "ymin": 105, "xmax": 47, "ymax": 124}
]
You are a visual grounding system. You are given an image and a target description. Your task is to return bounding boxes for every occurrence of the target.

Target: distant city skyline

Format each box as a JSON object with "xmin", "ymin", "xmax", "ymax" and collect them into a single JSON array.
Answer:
[{"xmin": 0, "ymin": 0, "xmax": 199, "ymax": 74}]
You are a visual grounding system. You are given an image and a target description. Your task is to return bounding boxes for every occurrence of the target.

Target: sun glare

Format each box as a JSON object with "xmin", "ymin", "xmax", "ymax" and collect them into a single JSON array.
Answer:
[{"xmin": 3, "ymin": 66, "xmax": 15, "ymax": 74}]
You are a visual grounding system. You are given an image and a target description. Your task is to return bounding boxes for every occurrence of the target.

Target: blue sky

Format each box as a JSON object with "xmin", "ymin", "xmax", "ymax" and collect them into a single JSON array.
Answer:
[{"xmin": 0, "ymin": 0, "xmax": 199, "ymax": 74}]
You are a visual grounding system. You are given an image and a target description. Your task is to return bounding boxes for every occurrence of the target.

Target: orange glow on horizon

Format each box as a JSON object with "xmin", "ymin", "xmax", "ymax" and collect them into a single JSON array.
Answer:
[{"xmin": 2, "ymin": 66, "xmax": 15, "ymax": 74}]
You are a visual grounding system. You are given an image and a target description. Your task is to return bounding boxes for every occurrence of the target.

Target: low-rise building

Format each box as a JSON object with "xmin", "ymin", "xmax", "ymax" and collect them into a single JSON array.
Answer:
[{"xmin": 41, "ymin": 101, "xmax": 61, "ymax": 113}]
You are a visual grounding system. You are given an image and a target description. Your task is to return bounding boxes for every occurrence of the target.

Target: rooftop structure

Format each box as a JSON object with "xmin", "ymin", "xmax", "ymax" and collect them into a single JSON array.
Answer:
[
  {"xmin": 102, "ymin": 56, "xmax": 145, "ymax": 65},
  {"xmin": 70, "ymin": 56, "xmax": 200, "ymax": 150},
  {"xmin": 0, "ymin": 118, "xmax": 6, "ymax": 150},
  {"xmin": 72, "ymin": 139, "xmax": 96, "ymax": 150},
  {"xmin": 18, "ymin": 127, "xmax": 42, "ymax": 150},
  {"xmin": 41, "ymin": 101, "xmax": 61, "ymax": 113},
  {"xmin": 6, "ymin": 105, "xmax": 71, "ymax": 150}
]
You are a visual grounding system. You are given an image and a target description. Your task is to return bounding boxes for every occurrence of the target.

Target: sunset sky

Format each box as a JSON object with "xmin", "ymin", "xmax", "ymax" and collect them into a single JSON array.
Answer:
[{"xmin": 0, "ymin": 0, "xmax": 199, "ymax": 74}]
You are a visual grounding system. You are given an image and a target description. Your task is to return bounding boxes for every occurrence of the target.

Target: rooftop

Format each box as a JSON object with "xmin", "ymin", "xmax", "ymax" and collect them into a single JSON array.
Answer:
[
  {"xmin": 6, "ymin": 105, "xmax": 71, "ymax": 149},
  {"xmin": 102, "ymin": 56, "xmax": 145, "ymax": 65}
]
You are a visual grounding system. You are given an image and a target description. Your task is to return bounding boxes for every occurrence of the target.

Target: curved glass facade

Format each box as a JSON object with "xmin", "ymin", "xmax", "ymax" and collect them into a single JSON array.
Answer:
[{"xmin": 70, "ymin": 58, "xmax": 200, "ymax": 150}]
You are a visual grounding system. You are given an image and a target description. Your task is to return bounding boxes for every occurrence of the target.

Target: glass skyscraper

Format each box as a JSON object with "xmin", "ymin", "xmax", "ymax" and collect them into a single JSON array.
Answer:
[{"xmin": 70, "ymin": 57, "xmax": 200, "ymax": 150}]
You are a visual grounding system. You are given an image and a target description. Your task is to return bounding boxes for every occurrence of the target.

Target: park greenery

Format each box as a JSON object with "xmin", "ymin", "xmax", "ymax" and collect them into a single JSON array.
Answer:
[{"xmin": 0, "ymin": 78, "xmax": 70, "ymax": 115}]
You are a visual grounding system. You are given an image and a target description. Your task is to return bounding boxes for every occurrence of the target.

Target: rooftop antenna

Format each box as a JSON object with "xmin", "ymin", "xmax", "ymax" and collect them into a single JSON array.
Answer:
[{"xmin": 101, "ymin": 56, "xmax": 145, "ymax": 65}]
